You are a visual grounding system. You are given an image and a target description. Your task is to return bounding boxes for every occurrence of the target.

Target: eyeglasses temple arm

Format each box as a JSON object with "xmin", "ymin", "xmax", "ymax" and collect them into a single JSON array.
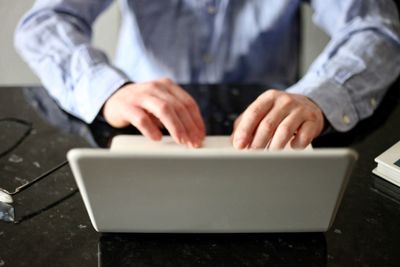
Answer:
[{"xmin": 10, "ymin": 160, "xmax": 69, "ymax": 195}]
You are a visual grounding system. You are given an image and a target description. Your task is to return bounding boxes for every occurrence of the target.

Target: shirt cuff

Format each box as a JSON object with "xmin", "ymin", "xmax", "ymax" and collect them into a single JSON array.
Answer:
[
  {"xmin": 72, "ymin": 64, "xmax": 131, "ymax": 123},
  {"xmin": 286, "ymin": 73, "xmax": 359, "ymax": 132}
]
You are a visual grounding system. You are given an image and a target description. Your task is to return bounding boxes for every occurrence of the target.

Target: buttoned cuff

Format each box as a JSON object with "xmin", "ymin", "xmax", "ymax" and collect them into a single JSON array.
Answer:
[
  {"xmin": 72, "ymin": 64, "xmax": 131, "ymax": 123},
  {"xmin": 286, "ymin": 73, "xmax": 359, "ymax": 132}
]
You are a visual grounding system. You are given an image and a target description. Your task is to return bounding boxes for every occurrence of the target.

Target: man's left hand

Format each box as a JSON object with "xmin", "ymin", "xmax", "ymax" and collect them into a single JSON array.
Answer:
[{"xmin": 231, "ymin": 89, "xmax": 325, "ymax": 150}]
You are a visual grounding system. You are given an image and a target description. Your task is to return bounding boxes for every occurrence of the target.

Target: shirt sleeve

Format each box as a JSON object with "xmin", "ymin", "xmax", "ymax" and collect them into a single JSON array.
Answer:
[
  {"xmin": 15, "ymin": 0, "xmax": 130, "ymax": 123},
  {"xmin": 287, "ymin": 0, "xmax": 400, "ymax": 132}
]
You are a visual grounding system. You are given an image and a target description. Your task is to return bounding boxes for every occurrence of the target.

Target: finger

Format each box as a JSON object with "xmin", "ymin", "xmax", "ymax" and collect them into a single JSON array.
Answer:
[
  {"xmin": 249, "ymin": 116, "xmax": 278, "ymax": 149},
  {"xmin": 233, "ymin": 98, "xmax": 274, "ymax": 149},
  {"xmin": 148, "ymin": 113, "xmax": 163, "ymax": 128},
  {"xmin": 249, "ymin": 104, "xmax": 291, "ymax": 149},
  {"xmin": 140, "ymin": 95, "xmax": 189, "ymax": 145},
  {"xmin": 290, "ymin": 121, "xmax": 318, "ymax": 149},
  {"xmin": 268, "ymin": 112, "xmax": 305, "ymax": 150},
  {"xmin": 233, "ymin": 113, "xmax": 243, "ymax": 132},
  {"xmin": 123, "ymin": 106, "xmax": 162, "ymax": 141},
  {"xmin": 166, "ymin": 82, "xmax": 206, "ymax": 141},
  {"xmin": 230, "ymin": 114, "xmax": 243, "ymax": 143},
  {"xmin": 240, "ymin": 98, "xmax": 290, "ymax": 149},
  {"xmin": 155, "ymin": 89, "xmax": 202, "ymax": 148},
  {"xmin": 168, "ymin": 89, "xmax": 206, "ymax": 147}
]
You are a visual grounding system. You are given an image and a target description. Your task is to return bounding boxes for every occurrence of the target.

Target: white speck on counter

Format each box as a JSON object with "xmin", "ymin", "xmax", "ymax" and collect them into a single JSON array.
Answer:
[
  {"xmin": 8, "ymin": 154, "xmax": 23, "ymax": 163},
  {"xmin": 366, "ymin": 218, "xmax": 378, "ymax": 224},
  {"xmin": 0, "ymin": 259, "xmax": 4, "ymax": 266},
  {"xmin": 15, "ymin": 177, "xmax": 28, "ymax": 184},
  {"xmin": 33, "ymin": 161, "xmax": 40, "ymax": 168},
  {"xmin": 78, "ymin": 224, "xmax": 88, "ymax": 229},
  {"xmin": 334, "ymin": 229, "xmax": 342, "ymax": 234}
]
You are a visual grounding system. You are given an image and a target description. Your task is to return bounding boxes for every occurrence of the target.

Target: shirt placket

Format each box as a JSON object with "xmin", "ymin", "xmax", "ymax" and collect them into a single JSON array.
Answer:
[{"xmin": 197, "ymin": 0, "xmax": 219, "ymax": 82}]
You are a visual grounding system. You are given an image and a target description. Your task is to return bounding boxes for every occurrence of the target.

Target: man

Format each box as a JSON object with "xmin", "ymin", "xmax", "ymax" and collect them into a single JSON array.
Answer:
[{"xmin": 15, "ymin": 0, "xmax": 400, "ymax": 149}]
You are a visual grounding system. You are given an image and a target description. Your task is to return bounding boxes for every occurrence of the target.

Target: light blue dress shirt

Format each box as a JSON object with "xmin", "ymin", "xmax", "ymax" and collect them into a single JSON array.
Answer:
[{"xmin": 15, "ymin": 0, "xmax": 400, "ymax": 131}]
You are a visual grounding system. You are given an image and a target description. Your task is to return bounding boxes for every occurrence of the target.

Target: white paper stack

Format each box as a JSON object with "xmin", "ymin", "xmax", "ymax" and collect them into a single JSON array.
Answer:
[{"xmin": 373, "ymin": 141, "xmax": 400, "ymax": 187}]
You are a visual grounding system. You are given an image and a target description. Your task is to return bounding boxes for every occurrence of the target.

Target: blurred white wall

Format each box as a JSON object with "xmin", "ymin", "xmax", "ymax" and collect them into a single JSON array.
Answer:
[
  {"xmin": 0, "ymin": 1, "xmax": 328, "ymax": 86},
  {"xmin": 300, "ymin": 4, "xmax": 330, "ymax": 75}
]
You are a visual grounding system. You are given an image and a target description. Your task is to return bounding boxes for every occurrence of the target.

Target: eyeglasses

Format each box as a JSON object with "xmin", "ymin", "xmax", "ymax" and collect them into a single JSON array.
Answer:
[
  {"xmin": 0, "ymin": 118, "xmax": 74, "ymax": 223},
  {"xmin": 0, "ymin": 118, "xmax": 32, "ymax": 158},
  {"xmin": 0, "ymin": 160, "xmax": 68, "ymax": 204}
]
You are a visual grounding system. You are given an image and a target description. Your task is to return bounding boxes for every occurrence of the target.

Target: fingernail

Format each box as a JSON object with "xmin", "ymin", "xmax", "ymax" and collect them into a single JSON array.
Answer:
[
  {"xmin": 190, "ymin": 140, "xmax": 198, "ymax": 148},
  {"xmin": 234, "ymin": 137, "xmax": 245, "ymax": 149},
  {"xmin": 154, "ymin": 133, "xmax": 162, "ymax": 141},
  {"xmin": 187, "ymin": 138, "xmax": 194, "ymax": 148},
  {"xmin": 193, "ymin": 134, "xmax": 202, "ymax": 147},
  {"xmin": 179, "ymin": 136, "xmax": 187, "ymax": 145},
  {"xmin": 193, "ymin": 140, "xmax": 201, "ymax": 148}
]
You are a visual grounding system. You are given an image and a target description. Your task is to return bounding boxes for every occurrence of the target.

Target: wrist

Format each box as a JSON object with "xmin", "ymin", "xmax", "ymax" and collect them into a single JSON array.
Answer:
[{"xmin": 101, "ymin": 81, "xmax": 133, "ymax": 117}]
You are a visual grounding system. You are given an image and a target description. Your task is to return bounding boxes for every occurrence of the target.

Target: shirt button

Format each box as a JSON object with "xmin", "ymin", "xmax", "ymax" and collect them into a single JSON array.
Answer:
[
  {"xmin": 342, "ymin": 115, "xmax": 351, "ymax": 125},
  {"xmin": 207, "ymin": 5, "xmax": 217, "ymax": 14},
  {"xmin": 202, "ymin": 53, "xmax": 212, "ymax": 64},
  {"xmin": 370, "ymin": 97, "xmax": 377, "ymax": 108}
]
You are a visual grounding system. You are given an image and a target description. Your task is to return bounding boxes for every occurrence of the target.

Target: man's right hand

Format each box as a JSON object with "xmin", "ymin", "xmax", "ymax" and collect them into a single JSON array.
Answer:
[{"xmin": 102, "ymin": 78, "xmax": 205, "ymax": 148}]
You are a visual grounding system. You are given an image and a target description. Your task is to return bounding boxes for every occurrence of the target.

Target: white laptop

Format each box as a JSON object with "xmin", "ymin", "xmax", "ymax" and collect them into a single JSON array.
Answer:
[{"xmin": 67, "ymin": 135, "xmax": 357, "ymax": 233}]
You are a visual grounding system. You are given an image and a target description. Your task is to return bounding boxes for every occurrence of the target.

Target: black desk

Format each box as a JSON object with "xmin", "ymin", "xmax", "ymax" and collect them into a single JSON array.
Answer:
[{"xmin": 0, "ymin": 84, "xmax": 400, "ymax": 266}]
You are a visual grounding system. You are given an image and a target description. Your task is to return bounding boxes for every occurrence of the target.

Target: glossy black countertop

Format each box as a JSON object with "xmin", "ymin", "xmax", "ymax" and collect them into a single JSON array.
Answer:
[{"xmin": 0, "ymin": 84, "xmax": 400, "ymax": 266}]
